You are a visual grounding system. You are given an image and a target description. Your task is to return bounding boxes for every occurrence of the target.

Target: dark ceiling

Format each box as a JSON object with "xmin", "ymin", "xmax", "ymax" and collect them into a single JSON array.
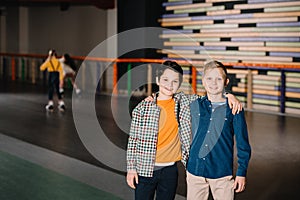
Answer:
[{"xmin": 0, "ymin": 0, "xmax": 115, "ymax": 10}]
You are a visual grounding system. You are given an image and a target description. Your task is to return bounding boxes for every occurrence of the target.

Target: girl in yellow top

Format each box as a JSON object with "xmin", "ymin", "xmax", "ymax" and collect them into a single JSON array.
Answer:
[{"xmin": 40, "ymin": 49, "xmax": 65, "ymax": 112}]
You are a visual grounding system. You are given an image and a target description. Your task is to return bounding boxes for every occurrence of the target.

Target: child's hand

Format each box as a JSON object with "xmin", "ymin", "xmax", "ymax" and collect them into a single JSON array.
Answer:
[
  {"xmin": 233, "ymin": 176, "xmax": 246, "ymax": 193},
  {"xmin": 144, "ymin": 94, "xmax": 155, "ymax": 102},
  {"xmin": 126, "ymin": 170, "xmax": 138, "ymax": 189},
  {"xmin": 226, "ymin": 93, "xmax": 243, "ymax": 114}
]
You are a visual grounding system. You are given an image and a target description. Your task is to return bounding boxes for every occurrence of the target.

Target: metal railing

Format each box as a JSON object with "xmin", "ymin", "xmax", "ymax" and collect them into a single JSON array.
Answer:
[{"xmin": 1, "ymin": 52, "xmax": 300, "ymax": 115}]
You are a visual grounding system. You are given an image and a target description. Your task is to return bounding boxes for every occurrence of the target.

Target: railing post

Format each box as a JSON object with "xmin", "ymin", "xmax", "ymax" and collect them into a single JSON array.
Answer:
[
  {"xmin": 101, "ymin": 62, "xmax": 107, "ymax": 92},
  {"xmin": 147, "ymin": 64, "xmax": 152, "ymax": 96},
  {"xmin": 3, "ymin": 57, "xmax": 6, "ymax": 80},
  {"xmin": 192, "ymin": 66, "xmax": 197, "ymax": 94},
  {"xmin": 31, "ymin": 59, "xmax": 36, "ymax": 84},
  {"xmin": 127, "ymin": 63, "xmax": 132, "ymax": 96},
  {"xmin": 96, "ymin": 62, "xmax": 101, "ymax": 93},
  {"xmin": 280, "ymin": 70, "xmax": 286, "ymax": 114},
  {"xmin": 247, "ymin": 69, "xmax": 253, "ymax": 109},
  {"xmin": 11, "ymin": 56, "xmax": 16, "ymax": 81},
  {"xmin": 81, "ymin": 62, "xmax": 86, "ymax": 91},
  {"xmin": 21, "ymin": 58, "xmax": 25, "ymax": 81},
  {"xmin": 113, "ymin": 62, "xmax": 118, "ymax": 94},
  {"xmin": 0, "ymin": 56, "xmax": 1, "ymax": 77}
]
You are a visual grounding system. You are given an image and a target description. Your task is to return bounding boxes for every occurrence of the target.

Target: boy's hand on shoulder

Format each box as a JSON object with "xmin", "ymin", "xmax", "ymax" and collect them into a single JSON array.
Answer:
[
  {"xmin": 226, "ymin": 93, "xmax": 243, "ymax": 115},
  {"xmin": 144, "ymin": 93, "xmax": 155, "ymax": 102}
]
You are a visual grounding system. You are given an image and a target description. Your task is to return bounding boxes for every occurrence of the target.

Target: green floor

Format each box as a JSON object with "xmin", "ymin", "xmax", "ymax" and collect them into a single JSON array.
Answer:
[{"xmin": 0, "ymin": 150, "xmax": 122, "ymax": 200}]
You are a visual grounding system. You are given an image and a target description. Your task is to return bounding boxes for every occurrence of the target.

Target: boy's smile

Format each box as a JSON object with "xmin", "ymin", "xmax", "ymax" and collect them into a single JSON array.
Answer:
[
  {"xmin": 157, "ymin": 69, "xmax": 180, "ymax": 100},
  {"xmin": 203, "ymin": 67, "xmax": 229, "ymax": 101}
]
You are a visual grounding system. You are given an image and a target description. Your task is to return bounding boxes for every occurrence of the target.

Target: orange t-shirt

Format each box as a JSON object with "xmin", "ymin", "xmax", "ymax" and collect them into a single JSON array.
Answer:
[{"xmin": 155, "ymin": 98, "xmax": 181, "ymax": 163}]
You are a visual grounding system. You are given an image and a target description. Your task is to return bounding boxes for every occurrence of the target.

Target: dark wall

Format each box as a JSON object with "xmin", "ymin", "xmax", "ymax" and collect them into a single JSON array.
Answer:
[
  {"xmin": 117, "ymin": 0, "xmax": 164, "ymax": 91},
  {"xmin": 117, "ymin": 0, "xmax": 164, "ymax": 59},
  {"xmin": 6, "ymin": 7, "xmax": 19, "ymax": 53}
]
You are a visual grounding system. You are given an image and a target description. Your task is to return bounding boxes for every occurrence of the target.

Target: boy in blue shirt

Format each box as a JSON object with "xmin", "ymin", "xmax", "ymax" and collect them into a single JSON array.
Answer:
[{"xmin": 187, "ymin": 60, "xmax": 251, "ymax": 200}]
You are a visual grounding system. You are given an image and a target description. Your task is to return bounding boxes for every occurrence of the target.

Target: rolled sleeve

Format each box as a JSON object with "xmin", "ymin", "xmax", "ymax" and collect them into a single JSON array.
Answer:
[{"xmin": 234, "ymin": 109, "xmax": 251, "ymax": 177}]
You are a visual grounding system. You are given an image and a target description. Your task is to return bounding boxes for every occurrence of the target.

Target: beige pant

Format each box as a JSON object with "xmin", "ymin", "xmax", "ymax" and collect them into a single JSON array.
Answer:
[{"xmin": 186, "ymin": 171, "xmax": 234, "ymax": 200}]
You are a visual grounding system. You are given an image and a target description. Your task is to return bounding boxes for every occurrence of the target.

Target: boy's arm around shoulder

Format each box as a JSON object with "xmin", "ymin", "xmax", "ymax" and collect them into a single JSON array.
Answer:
[
  {"xmin": 180, "ymin": 91, "xmax": 242, "ymax": 114},
  {"xmin": 177, "ymin": 92, "xmax": 200, "ymax": 104}
]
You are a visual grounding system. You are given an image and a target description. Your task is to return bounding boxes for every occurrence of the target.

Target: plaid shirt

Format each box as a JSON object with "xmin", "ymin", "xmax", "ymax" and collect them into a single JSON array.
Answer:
[{"xmin": 127, "ymin": 92, "xmax": 199, "ymax": 177}]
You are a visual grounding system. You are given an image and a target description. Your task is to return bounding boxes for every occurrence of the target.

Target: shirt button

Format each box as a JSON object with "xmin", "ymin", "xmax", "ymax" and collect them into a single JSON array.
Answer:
[
  {"xmin": 203, "ymin": 158, "xmax": 206, "ymax": 160},
  {"xmin": 212, "ymin": 109, "xmax": 215, "ymax": 112},
  {"xmin": 207, "ymin": 130, "xmax": 210, "ymax": 133},
  {"xmin": 210, "ymin": 118, "xmax": 212, "ymax": 120},
  {"xmin": 205, "ymin": 144, "xmax": 208, "ymax": 147},
  {"xmin": 198, "ymin": 113, "xmax": 200, "ymax": 116}
]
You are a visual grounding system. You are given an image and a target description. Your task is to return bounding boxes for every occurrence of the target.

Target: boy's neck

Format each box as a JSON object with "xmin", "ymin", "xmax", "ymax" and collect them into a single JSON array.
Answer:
[
  {"xmin": 207, "ymin": 93, "xmax": 226, "ymax": 102},
  {"xmin": 157, "ymin": 93, "xmax": 173, "ymax": 100},
  {"xmin": 157, "ymin": 95, "xmax": 173, "ymax": 100}
]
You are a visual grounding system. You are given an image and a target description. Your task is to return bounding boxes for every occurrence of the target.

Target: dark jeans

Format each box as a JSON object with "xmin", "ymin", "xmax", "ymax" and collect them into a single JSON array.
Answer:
[
  {"xmin": 135, "ymin": 163, "xmax": 178, "ymax": 200},
  {"xmin": 48, "ymin": 72, "xmax": 62, "ymax": 100}
]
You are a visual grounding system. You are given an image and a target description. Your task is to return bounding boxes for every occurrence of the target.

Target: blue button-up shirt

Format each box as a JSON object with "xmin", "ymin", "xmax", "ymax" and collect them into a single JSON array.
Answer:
[{"xmin": 187, "ymin": 96, "xmax": 251, "ymax": 179}]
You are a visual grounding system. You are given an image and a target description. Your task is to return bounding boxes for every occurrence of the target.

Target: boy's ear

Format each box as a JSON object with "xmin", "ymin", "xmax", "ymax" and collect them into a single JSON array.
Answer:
[
  {"xmin": 225, "ymin": 78, "xmax": 229, "ymax": 86},
  {"xmin": 156, "ymin": 77, "xmax": 159, "ymax": 85},
  {"xmin": 202, "ymin": 77, "xmax": 206, "ymax": 87}
]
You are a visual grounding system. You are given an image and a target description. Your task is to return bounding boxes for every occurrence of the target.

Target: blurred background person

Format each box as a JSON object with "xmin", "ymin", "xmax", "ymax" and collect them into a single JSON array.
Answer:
[
  {"xmin": 58, "ymin": 53, "xmax": 81, "ymax": 95},
  {"xmin": 40, "ymin": 49, "xmax": 65, "ymax": 112}
]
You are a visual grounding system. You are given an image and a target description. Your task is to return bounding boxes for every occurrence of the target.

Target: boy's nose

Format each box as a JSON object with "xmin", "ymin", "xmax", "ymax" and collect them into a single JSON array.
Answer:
[{"xmin": 165, "ymin": 81, "xmax": 172, "ymax": 87}]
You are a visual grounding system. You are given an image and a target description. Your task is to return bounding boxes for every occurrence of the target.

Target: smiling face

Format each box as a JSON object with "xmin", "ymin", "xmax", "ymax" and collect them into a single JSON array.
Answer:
[
  {"xmin": 156, "ymin": 68, "xmax": 181, "ymax": 100},
  {"xmin": 202, "ymin": 61, "xmax": 229, "ymax": 101},
  {"xmin": 203, "ymin": 67, "xmax": 228, "ymax": 96}
]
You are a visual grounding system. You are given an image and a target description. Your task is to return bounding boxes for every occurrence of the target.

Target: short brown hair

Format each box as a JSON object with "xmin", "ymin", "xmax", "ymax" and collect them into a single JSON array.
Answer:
[{"xmin": 156, "ymin": 60, "xmax": 183, "ymax": 85}]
